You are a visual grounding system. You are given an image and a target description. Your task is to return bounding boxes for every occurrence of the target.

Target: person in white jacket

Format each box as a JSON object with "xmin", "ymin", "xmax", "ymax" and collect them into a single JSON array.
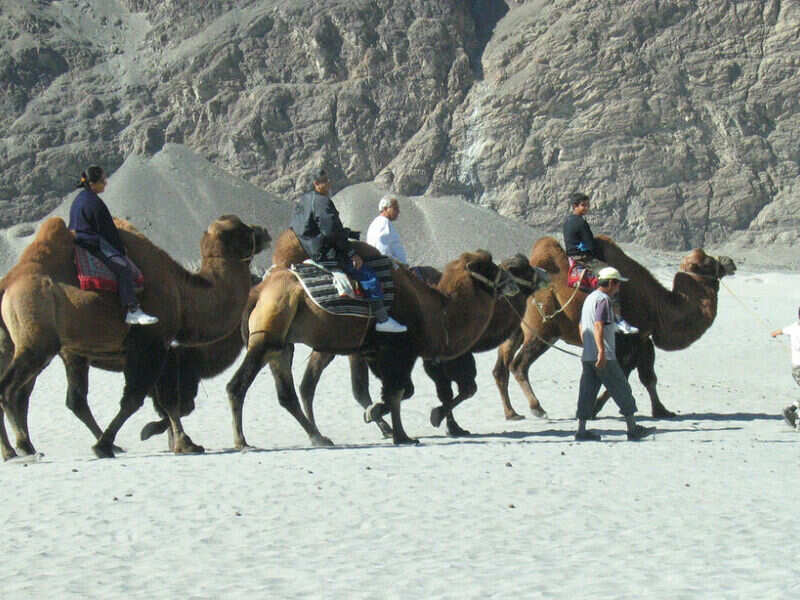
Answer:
[
  {"xmin": 366, "ymin": 195, "xmax": 408, "ymax": 264},
  {"xmin": 771, "ymin": 306, "xmax": 800, "ymax": 430}
]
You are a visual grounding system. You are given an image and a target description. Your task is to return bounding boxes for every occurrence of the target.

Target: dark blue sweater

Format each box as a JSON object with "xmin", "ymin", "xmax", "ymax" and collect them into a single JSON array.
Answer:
[{"xmin": 68, "ymin": 188, "xmax": 125, "ymax": 254}]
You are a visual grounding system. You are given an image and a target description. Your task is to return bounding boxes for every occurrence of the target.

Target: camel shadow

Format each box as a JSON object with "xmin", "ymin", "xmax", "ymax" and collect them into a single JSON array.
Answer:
[{"xmin": 636, "ymin": 412, "xmax": 778, "ymax": 423}]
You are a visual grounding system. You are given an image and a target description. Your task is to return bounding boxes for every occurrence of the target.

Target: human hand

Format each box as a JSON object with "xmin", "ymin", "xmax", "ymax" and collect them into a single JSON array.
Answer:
[
  {"xmin": 595, "ymin": 353, "xmax": 607, "ymax": 369},
  {"xmin": 352, "ymin": 254, "xmax": 364, "ymax": 270}
]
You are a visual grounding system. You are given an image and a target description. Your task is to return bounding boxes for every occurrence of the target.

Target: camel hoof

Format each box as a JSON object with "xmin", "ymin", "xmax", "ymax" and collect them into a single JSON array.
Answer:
[
  {"xmin": 2, "ymin": 448, "xmax": 19, "ymax": 461},
  {"xmin": 531, "ymin": 408, "xmax": 548, "ymax": 419},
  {"xmin": 505, "ymin": 413, "xmax": 525, "ymax": 421},
  {"xmin": 92, "ymin": 443, "xmax": 115, "ymax": 459},
  {"xmin": 364, "ymin": 402, "xmax": 387, "ymax": 423},
  {"xmin": 652, "ymin": 408, "xmax": 676, "ymax": 419},
  {"xmin": 446, "ymin": 424, "xmax": 471, "ymax": 437},
  {"xmin": 430, "ymin": 407, "xmax": 445, "ymax": 428},
  {"xmin": 112, "ymin": 444, "xmax": 126, "ymax": 454},
  {"xmin": 16, "ymin": 441, "xmax": 37, "ymax": 456},
  {"xmin": 140, "ymin": 420, "xmax": 170, "ymax": 441},
  {"xmin": 393, "ymin": 435, "xmax": 420, "ymax": 445},
  {"xmin": 311, "ymin": 435, "xmax": 334, "ymax": 447}
]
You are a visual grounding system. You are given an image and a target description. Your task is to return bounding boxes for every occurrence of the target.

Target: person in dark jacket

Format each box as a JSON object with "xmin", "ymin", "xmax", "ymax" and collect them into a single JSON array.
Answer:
[
  {"xmin": 68, "ymin": 165, "xmax": 158, "ymax": 326},
  {"xmin": 290, "ymin": 168, "xmax": 406, "ymax": 333},
  {"xmin": 563, "ymin": 191, "xmax": 608, "ymax": 271},
  {"xmin": 562, "ymin": 191, "xmax": 638, "ymax": 335}
]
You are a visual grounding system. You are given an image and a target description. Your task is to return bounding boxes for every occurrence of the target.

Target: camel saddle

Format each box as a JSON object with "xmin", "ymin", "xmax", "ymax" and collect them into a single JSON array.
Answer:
[
  {"xmin": 73, "ymin": 245, "xmax": 144, "ymax": 293},
  {"xmin": 289, "ymin": 256, "xmax": 394, "ymax": 318},
  {"xmin": 567, "ymin": 257, "xmax": 599, "ymax": 293}
]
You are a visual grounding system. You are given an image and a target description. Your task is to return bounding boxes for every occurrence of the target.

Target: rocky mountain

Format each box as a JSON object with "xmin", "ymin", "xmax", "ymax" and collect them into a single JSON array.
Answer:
[{"xmin": 1, "ymin": 0, "xmax": 798, "ymax": 250}]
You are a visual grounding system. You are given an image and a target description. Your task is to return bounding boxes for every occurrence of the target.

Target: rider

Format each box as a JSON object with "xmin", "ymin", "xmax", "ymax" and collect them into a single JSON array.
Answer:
[
  {"xmin": 69, "ymin": 166, "xmax": 158, "ymax": 326},
  {"xmin": 290, "ymin": 167, "xmax": 407, "ymax": 333},
  {"xmin": 563, "ymin": 191, "xmax": 637, "ymax": 335},
  {"xmin": 563, "ymin": 191, "xmax": 607, "ymax": 272}
]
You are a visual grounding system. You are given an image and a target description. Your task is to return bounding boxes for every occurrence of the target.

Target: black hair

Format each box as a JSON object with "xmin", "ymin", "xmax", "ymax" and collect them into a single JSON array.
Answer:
[
  {"xmin": 569, "ymin": 191, "xmax": 589, "ymax": 207},
  {"xmin": 76, "ymin": 165, "xmax": 105, "ymax": 190},
  {"xmin": 313, "ymin": 168, "xmax": 329, "ymax": 184}
]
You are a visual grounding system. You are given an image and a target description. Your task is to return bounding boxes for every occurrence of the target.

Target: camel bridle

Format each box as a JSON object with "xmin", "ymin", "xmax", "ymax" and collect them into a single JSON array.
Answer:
[
  {"xmin": 239, "ymin": 228, "xmax": 257, "ymax": 262},
  {"xmin": 466, "ymin": 262, "xmax": 518, "ymax": 297}
]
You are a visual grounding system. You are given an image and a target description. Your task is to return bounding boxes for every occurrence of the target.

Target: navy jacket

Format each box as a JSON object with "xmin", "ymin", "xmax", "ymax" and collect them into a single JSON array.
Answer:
[
  {"xmin": 290, "ymin": 190, "xmax": 355, "ymax": 263},
  {"xmin": 563, "ymin": 213, "xmax": 600, "ymax": 258},
  {"xmin": 68, "ymin": 188, "xmax": 126, "ymax": 255}
]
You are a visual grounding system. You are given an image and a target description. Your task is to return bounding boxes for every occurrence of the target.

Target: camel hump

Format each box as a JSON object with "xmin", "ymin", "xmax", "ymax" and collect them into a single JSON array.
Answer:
[
  {"xmin": 530, "ymin": 236, "xmax": 567, "ymax": 274},
  {"xmin": 35, "ymin": 217, "xmax": 71, "ymax": 244}
]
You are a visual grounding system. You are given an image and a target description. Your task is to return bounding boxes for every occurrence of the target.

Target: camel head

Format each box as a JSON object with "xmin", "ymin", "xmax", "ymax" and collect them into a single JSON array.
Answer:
[
  {"xmin": 499, "ymin": 253, "xmax": 550, "ymax": 295},
  {"xmin": 201, "ymin": 215, "xmax": 271, "ymax": 262},
  {"xmin": 679, "ymin": 249, "xmax": 737, "ymax": 280},
  {"xmin": 455, "ymin": 249, "xmax": 519, "ymax": 298}
]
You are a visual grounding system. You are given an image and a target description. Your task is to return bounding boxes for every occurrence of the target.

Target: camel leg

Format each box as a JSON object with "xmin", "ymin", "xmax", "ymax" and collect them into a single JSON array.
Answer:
[
  {"xmin": 350, "ymin": 354, "xmax": 393, "ymax": 437},
  {"xmin": 0, "ymin": 348, "xmax": 54, "ymax": 458},
  {"xmin": 93, "ymin": 332, "xmax": 167, "ymax": 458},
  {"xmin": 226, "ymin": 341, "xmax": 273, "ymax": 450},
  {"xmin": 298, "ymin": 351, "xmax": 335, "ymax": 427},
  {"xmin": 60, "ymin": 354, "xmax": 122, "ymax": 453},
  {"xmin": 493, "ymin": 328, "xmax": 526, "ymax": 420},
  {"xmin": 269, "ymin": 345, "xmax": 333, "ymax": 447},
  {"xmin": 140, "ymin": 350, "xmax": 179, "ymax": 443},
  {"xmin": 635, "ymin": 337, "xmax": 672, "ymax": 418},
  {"xmin": 366, "ymin": 341, "xmax": 418, "ymax": 445},
  {"xmin": 509, "ymin": 336, "xmax": 553, "ymax": 419},
  {"xmin": 151, "ymin": 374, "xmax": 205, "ymax": 455},
  {"xmin": 426, "ymin": 354, "xmax": 477, "ymax": 437}
]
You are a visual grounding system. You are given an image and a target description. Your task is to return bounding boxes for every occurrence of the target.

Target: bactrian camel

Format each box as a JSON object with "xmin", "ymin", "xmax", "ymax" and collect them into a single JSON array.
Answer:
[
  {"xmin": 493, "ymin": 235, "xmax": 736, "ymax": 420},
  {"xmin": 225, "ymin": 230, "xmax": 519, "ymax": 447},
  {"xmin": 0, "ymin": 215, "xmax": 269, "ymax": 459},
  {"xmin": 298, "ymin": 255, "xmax": 550, "ymax": 437}
]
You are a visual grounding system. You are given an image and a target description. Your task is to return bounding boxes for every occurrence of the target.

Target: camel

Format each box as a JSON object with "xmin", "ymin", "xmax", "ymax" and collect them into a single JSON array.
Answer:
[
  {"xmin": 297, "ymin": 255, "xmax": 550, "ymax": 437},
  {"xmin": 225, "ymin": 230, "xmax": 520, "ymax": 447},
  {"xmin": 0, "ymin": 215, "xmax": 270, "ymax": 459},
  {"xmin": 493, "ymin": 235, "xmax": 736, "ymax": 420},
  {"xmin": 136, "ymin": 272, "xmax": 264, "ymax": 450}
]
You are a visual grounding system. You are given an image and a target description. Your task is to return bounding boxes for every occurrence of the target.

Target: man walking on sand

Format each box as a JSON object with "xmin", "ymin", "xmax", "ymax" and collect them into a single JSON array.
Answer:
[{"xmin": 575, "ymin": 267, "xmax": 655, "ymax": 442}]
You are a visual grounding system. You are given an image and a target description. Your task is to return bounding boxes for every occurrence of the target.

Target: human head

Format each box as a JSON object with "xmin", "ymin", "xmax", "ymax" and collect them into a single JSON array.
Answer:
[
  {"xmin": 312, "ymin": 168, "xmax": 330, "ymax": 195},
  {"xmin": 569, "ymin": 191, "xmax": 590, "ymax": 215},
  {"xmin": 378, "ymin": 195, "xmax": 400, "ymax": 221},
  {"xmin": 597, "ymin": 266, "xmax": 628, "ymax": 295},
  {"xmin": 77, "ymin": 165, "xmax": 106, "ymax": 193}
]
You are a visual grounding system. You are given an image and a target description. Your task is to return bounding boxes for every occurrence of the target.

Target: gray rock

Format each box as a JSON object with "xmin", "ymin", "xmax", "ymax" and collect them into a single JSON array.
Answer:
[{"xmin": 0, "ymin": 0, "xmax": 798, "ymax": 252}]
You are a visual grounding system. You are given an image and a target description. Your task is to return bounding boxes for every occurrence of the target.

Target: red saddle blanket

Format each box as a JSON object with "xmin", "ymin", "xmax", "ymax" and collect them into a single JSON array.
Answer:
[
  {"xmin": 567, "ymin": 257, "xmax": 598, "ymax": 293},
  {"xmin": 74, "ymin": 246, "xmax": 144, "ymax": 293}
]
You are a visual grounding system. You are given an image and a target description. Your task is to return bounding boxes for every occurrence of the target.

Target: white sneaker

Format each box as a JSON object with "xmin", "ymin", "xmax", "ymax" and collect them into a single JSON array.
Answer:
[
  {"xmin": 125, "ymin": 307, "xmax": 159, "ymax": 326},
  {"xmin": 375, "ymin": 316, "xmax": 407, "ymax": 333},
  {"xmin": 616, "ymin": 319, "xmax": 639, "ymax": 335}
]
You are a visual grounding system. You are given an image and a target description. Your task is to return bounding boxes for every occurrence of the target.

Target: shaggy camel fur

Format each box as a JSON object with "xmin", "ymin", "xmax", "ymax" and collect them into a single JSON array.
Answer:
[
  {"xmin": 493, "ymin": 236, "xmax": 736, "ymax": 420},
  {"xmin": 225, "ymin": 230, "xmax": 519, "ymax": 447},
  {"xmin": 298, "ymin": 255, "xmax": 550, "ymax": 437},
  {"xmin": 0, "ymin": 215, "xmax": 269, "ymax": 459}
]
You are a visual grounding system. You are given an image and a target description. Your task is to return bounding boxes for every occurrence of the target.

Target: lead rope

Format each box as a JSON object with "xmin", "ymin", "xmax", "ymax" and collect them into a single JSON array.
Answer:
[
  {"xmin": 501, "ymin": 294, "xmax": 583, "ymax": 359},
  {"xmin": 720, "ymin": 279, "xmax": 791, "ymax": 356}
]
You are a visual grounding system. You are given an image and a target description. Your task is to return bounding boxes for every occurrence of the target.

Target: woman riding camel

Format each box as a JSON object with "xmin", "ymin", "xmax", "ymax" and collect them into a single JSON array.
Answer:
[{"xmin": 68, "ymin": 165, "xmax": 158, "ymax": 326}]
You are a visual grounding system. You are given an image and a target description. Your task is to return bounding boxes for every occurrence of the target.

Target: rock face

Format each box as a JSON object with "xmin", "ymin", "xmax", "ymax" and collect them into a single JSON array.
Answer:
[{"xmin": 1, "ymin": 0, "xmax": 798, "ymax": 250}]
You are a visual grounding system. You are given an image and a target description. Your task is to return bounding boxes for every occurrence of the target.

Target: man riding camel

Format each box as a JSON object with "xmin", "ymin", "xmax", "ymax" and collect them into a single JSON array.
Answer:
[{"xmin": 290, "ymin": 167, "xmax": 406, "ymax": 333}]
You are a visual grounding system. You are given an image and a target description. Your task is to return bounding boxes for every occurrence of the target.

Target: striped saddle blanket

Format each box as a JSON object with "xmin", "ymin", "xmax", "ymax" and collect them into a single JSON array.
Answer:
[
  {"xmin": 74, "ymin": 246, "xmax": 144, "ymax": 293},
  {"xmin": 290, "ymin": 256, "xmax": 395, "ymax": 318}
]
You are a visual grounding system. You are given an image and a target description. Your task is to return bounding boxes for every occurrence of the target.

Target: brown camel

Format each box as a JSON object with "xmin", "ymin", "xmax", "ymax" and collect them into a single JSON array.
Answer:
[
  {"xmin": 225, "ymin": 230, "xmax": 519, "ymax": 447},
  {"xmin": 55, "ymin": 272, "xmax": 265, "ymax": 454},
  {"xmin": 0, "ymin": 215, "xmax": 269, "ymax": 459},
  {"xmin": 297, "ymin": 255, "xmax": 550, "ymax": 437},
  {"xmin": 493, "ymin": 235, "xmax": 736, "ymax": 420}
]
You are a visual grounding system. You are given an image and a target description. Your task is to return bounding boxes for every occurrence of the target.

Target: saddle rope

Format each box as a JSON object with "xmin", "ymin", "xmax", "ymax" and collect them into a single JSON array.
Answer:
[{"xmin": 501, "ymin": 294, "xmax": 583, "ymax": 359}]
